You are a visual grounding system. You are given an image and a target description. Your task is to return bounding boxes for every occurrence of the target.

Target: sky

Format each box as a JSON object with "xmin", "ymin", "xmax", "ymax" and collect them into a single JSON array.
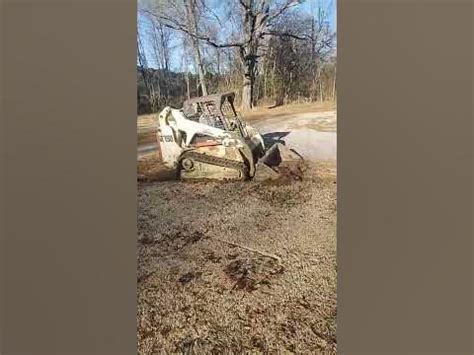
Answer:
[{"xmin": 138, "ymin": 0, "xmax": 337, "ymax": 71}]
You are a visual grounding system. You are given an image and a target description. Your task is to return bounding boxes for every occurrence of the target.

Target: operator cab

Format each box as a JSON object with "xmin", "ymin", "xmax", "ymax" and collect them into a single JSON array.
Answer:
[{"xmin": 182, "ymin": 92, "xmax": 245, "ymax": 134}]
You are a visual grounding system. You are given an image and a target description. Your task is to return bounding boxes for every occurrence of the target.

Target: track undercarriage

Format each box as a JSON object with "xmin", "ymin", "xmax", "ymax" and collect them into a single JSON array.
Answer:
[{"xmin": 178, "ymin": 146, "xmax": 249, "ymax": 181}]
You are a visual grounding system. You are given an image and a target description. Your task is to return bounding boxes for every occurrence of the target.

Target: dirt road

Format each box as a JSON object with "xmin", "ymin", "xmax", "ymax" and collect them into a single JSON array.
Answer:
[
  {"xmin": 253, "ymin": 110, "xmax": 337, "ymax": 162},
  {"xmin": 137, "ymin": 106, "xmax": 337, "ymax": 353}
]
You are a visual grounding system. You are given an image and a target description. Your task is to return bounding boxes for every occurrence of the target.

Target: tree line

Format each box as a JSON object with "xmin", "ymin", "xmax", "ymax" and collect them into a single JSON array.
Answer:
[{"xmin": 137, "ymin": 0, "xmax": 336, "ymax": 115}]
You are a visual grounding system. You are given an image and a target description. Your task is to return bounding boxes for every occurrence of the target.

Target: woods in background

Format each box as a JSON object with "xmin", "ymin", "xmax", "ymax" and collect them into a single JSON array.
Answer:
[{"xmin": 137, "ymin": 0, "xmax": 336, "ymax": 115}]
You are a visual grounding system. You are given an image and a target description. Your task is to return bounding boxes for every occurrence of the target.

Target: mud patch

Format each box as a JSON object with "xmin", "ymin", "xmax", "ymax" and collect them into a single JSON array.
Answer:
[
  {"xmin": 138, "ymin": 157, "xmax": 178, "ymax": 182},
  {"xmin": 139, "ymin": 228, "xmax": 205, "ymax": 251},
  {"xmin": 178, "ymin": 271, "xmax": 202, "ymax": 284},
  {"xmin": 204, "ymin": 250, "xmax": 222, "ymax": 263},
  {"xmin": 224, "ymin": 257, "xmax": 284, "ymax": 292},
  {"xmin": 271, "ymin": 161, "xmax": 305, "ymax": 182},
  {"xmin": 249, "ymin": 180, "xmax": 310, "ymax": 208}
]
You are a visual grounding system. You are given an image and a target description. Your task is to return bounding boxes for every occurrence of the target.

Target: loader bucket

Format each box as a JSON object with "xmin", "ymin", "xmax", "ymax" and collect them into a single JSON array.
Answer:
[{"xmin": 254, "ymin": 143, "xmax": 304, "ymax": 182}]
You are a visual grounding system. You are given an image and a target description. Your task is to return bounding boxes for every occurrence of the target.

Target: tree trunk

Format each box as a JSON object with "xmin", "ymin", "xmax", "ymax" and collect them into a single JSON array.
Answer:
[
  {"xmin": 263, "ymin": 62, "xmax": 267, "ymax": 99},
  {"xmin": 241, "ymin": 75, "xmax": 253, "ymax": 111},
  {"xmin": 319, "ymin": 79, "xmax": 323, "ymax": 102},
  {"xmin": 272, "ymin": 56, "xmax": 277, "ymax": 99},
  {"xmin": 185, "ymin": 71, "xmax": 191, "ymax": 99},
  {"xmin": 191, "ymin": 41, "xmax": 207, "ymax": 96},
  {"xmin": 241, "ymin": 55, "xmax": 256, "ymax": 110},
  {"xmin": 184, "ymin": 0, "xmax": 208, "ymax": 96},
  {"xmin": 158, "ymin": 23, "xmax": 170, "ymax": 101},
  {"xmin": 137, "ymin": 32, "xmax": 157, "ymax": 113}
]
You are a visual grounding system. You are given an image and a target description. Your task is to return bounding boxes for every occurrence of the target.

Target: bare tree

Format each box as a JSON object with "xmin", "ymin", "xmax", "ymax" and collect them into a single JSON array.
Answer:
[
  {"xmin": 184, "ymin": 0, "xmax": 208, "ymax": 95},
  {"xmin": 136, "ymin": 0, "xmax": 336, "ymax": 115},
  {"xmin": 137, "ymin": 29, "xmax": 159, "ymax": 112},
  {"xmin": 140, "ymin": 0, "xmax": 208, "ymax": 97},
  {"xmin": 332, "ymin": 63, "xmax": 336, "ymax": 100},
  {"xmin": 148, "ymin": 18, "xmax": 173, "ymax": 102},
  {"xmin": 141, "ymin": 0, "xmax": 309, "ymax": 110}
]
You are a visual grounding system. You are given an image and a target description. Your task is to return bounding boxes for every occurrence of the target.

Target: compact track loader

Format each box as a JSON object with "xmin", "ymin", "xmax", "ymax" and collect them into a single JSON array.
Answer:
[{"xmin": 157, "ymin": 92, "xmax": 303, "ymax": 182}]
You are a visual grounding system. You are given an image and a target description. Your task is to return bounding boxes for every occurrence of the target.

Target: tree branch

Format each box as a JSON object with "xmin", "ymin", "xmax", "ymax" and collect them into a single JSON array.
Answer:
[
  {"xmin": 266, "ymin": 0, "xmax": 301, "ymax": 24},
  {"xmin": 238, "ymin": 0, "xmax": 250, "ymax": 11},
  {"xmin": 200, "ymin": 0, "xmax": 224, "ymax": 28},
  {"xmin": 142, "ymin": 9, "xmax": 245, "ymax": 49},
  {"xmin": 262, "ymin": 30, "xmax": 309, "ymax": 40}
]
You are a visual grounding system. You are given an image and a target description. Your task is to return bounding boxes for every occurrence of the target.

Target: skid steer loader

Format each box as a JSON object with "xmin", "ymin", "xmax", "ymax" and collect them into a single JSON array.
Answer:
[{"xmin": 156, "ymin": 92, "xmax": 303, "ymax": 182}]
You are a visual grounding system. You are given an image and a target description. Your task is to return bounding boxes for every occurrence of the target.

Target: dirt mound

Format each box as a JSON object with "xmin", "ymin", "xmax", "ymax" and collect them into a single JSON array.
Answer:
[
  {"xmin": 269, "ymin": 161, "xmax": 306, "ymax": 183},
  {"xmin": 137, "ymin": 157, "xmax": 177, "ymax": 182}
]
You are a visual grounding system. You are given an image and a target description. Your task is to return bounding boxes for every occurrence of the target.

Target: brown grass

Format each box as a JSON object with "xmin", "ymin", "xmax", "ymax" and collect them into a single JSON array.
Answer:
[
  {"xmin": 137, "ymin": 101, "xmax": 336, "ymax": 127},
  {"xmin": 137, "ymin": 114, "xmax": 159, "ymax": 146}
]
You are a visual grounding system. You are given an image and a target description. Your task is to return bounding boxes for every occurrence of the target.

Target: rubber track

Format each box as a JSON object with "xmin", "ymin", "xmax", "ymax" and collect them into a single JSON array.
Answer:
[{"xmin": 179, "ymin": 150, "xmax": 249, "ymax": 180}]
